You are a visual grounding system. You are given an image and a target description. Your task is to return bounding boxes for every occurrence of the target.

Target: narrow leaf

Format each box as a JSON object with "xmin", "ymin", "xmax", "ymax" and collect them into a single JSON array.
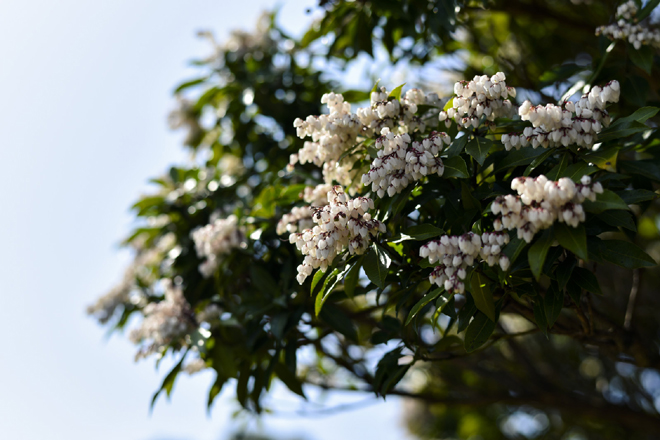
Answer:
[
  {"xmin": 528, "ymin": 229, "xmax": 554, "ymax": 280},
  {"xmin": 405, "ymin": 288, "xmax": 443, "ymax": 325},
  {"xmin": 469, "ymin": 272, "xmax": 496, "ymax": 322}
]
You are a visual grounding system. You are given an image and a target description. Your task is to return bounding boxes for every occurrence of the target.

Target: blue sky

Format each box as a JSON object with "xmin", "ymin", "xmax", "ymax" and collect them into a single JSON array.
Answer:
[{"xmin": 0, "ymin": 1, "xmax": 408, "ymax": 439}]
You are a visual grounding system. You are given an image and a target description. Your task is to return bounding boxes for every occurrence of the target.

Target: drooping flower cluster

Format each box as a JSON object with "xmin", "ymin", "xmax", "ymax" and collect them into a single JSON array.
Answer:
[
  {"xmin": 191, "ymin": 215, "xmax": 244, "ymax": 278},
  {"xmin": 183, "ymin": 358, "xmax": 207, "ymax": 375},
  {"xmin": 276, "ymin": 183, "xmax": 333, "ymax": 235},
  {"xmin": 420, "ymin": 232, "xmax": 510, "ymax": 293},
  {"xmin": 502, "ymin": 81, "xmax": 620, "ymax": 151},
  {"xmin": 288, "ymin": 186, "xmax": 385, "ymax": 284},
  {"xmin": 361, "ymin": 128, "xmax": 450, "ymax": 197},
  {"xmin": 87, "ymin": 233, "xmax": 178, "ymax": 324},
  {"xmin": 492, "ymin": 175, "xmax": 604, "ymax": 243},
  {"xmin": 129, "ymin": 280, "xmax": 195, "ymax": 360},
  {"xmin": 596, "ymin": 1, "xmax": 660, "ymax": 49},
  {"xmin": 438, "ymin": 72, "xmax": 517, "ymax": 129},
  {"xmin": 289, "ymin": 88, "xmax": 439, "ymax": 187}
]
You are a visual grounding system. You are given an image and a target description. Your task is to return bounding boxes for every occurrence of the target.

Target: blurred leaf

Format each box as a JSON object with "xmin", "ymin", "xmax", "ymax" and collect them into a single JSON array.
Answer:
[
  {"xmin": 389, "ymin": 83, "xmax": 406, "ymax": 101},
  {"xmin": 274, "ymin": 363, "xmax": 306, "ymax": 399},
  {"xmin": 629, "ymin": 45, "xmax": 654, "ymax": 74},
  {"xmin": 464, "ymin": 312, "xmax": 495, "ymax": 352},
  {"xmin": 406, "ymin": 288, "xmax": 443, "ymax": 325}
]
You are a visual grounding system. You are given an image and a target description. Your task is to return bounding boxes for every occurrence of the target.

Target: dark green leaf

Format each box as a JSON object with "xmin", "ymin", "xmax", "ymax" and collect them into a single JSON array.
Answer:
[
  {"xmin": 444, "ymin": 135, "xmax": 468, "ymax": 158},
  {"xmin": 249, "ymin": 266, "xmax": 279, "ymax": 296},
  {"xmin": 544, "ymin": 282, "xmax": 564, "ymax": 328},
  {"xmin": 617, "ymin": 189, "xmax": 658, "ymax": 204},
  {"xmin": 593, "ymin": 239, "xmax": 656, "ymax": 268},
  {"xmin": 571, "ymin": 267, "xmax": 603, "ymax": 295},
  {"xmin": 528, "ymin": 229, "xmax": 554, "ymax": 280},
  {"xmin": 405, "ymin": 288, "xmax": 443, "ymax": 325},
  {"xmin": 274, "ymin": 363, "xmax": 306, "ymax": 398},
  {"xmin": 597, "ymin": 210, "xmax": 636, "ymax": 232},
  {"xmin": 151, "ymin": 354, "xmax": 187, "ymax": 411},
  {"xmin": 393, "ymin": 224, "xmax": 444, "ymax": 242},
  {"xmin": 173, "ymin": 77, "xmax": 208, "ymax": 94},
  {"xmin": 503, "ymin": 235, "xmax": 527, "ymax": 266},
  {"xmin": 583, "ymin": 189, "xmax": 630, "ymax": 213},
  {"xmin": 638, "ymin": 0, "xmax": 660, "ymax": 20},
  {"xmin": 560, "ymin": 162, "xmax": 598, "ymax": 181},
  {"xmin": 315, "ymin": 268, "xmax": 341, "ymax": 316},
  {"xmin": 619, "ymin": 160, "xmax": 660, "ymax": 182},
  {"xmin": 443, "ymin": 156, "xmax": 470, "ymax": 178},
  {"xmin": 556, "ymin": 257, "xmax": 576, "ymax": 290},
  {"xmin": 457, "ymin": 294, "xmax": 477, "ymax": 333},
  {"xmin": 492, "ymin": 147, "xmax": 546, "ymax": 174},
  {"xmin": 465, "ymin": 136, "xmax": 493, "ymax": 166},
  {"xmin": 364, "ymin": 244, "xmax": 391, "ymax": 289},
  {"xmin": 554, "ymin": 223, "xmax": 588, "ymax": 260},
  {"xmin": 469, "ymin": 272, "xmax": 496, "ymax": 322},
  {"xmin": 629, "ymin": 45, "xmax": 654, "ymax": 74},
  {"xmin": 533, "ymin": 299, "xmax": 549, "ymax": 338},
  {"xmin": 343, "ymin": 257, "xmax": 362, "ymax": 298},
  {"xmin": 464, "ymin": 312, "xmax": 496, "ymax": 352},
  {"xmin": 319, "ymin": 303, "xmax": 358, "ymax": 342}
]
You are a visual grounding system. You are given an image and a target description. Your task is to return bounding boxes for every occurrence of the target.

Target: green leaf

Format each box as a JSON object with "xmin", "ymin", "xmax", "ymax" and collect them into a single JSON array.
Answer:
[
  {"xmin": 310, "ymin": 269, "xmax": 326, "ymax": 295},
  {"xmin": 638, "ymin": 0, "xmax": 660, "ymax": 20},
  {"xmin": 364, "ymin": 244, "xmax": 391, "ymax": 289},
  {"xmin": 443, "ymin": 156, "xmax": 469, "ymax": 178},
  {"xmin": 571, "ymin": 267, "xmax": 603, "ymax": 295},
  {"xmin": 464, "ymin": 312, "xmax": 496, "ymax": 352},
  {"xmin": 503, "ymin": 236, "xmax": 527, "ymax": 266},
  {"xmin": 405, "ymin": 287, "xmax": 443, "ymax": 325},
  {"xmin": 343, "ymin": 257, "xmax": 363, "ymax": 298},
  {"xmin": 581, "ymin": 145, "xmax": 618, "ymax": 172},
  {"xmin": 315, "ymin": 268, "xmax": 341, "ymax": 316},
  {"xmin": 469, "ymin": 272, "xmax": 496, "ymax": 322},
  {"xmin": 250, "ymin": 266, "xmax": 279, "ymax": 296},
  {"xmin": 629, "ymin": 45, "xmax": 654, "ymax": 74},
  {"xmin": 393, "ymin": 224, "xmax": 444, "ymax": 242},
  {"xmin": 619, "ymin": 160, "xmax": 660, "ymax": 182},
  {"xmin": 546, "ymin": 153, "xmax": 571, "ymax": 180},
  {"xmin": 533, "ymin": 299, "xmax": 548, "ymax": 338},
  {"xmin": 444, "ymin": 135, "xmax": 468, "ymax": 158},
  {"xmin": 556, "ymin": 257, "xmax": 576, "ymax": 290},
  {"xmin": 544, "ymin": 282, "xmax": 564, "ymax": 328},
  {"xmin": 583, "ymin": 189, "xmax": 630, "ymax": 213},
  {"xmin": 207, "ymin": 376, "xmax": 226, "ymax": 412},
  {"xmin": 492, "ymin": 147, "xmax": 546, "ymax": 174},
  {"xmin": 617, "ymin": 189, "xmax": 658, "ymax": 204},
  {"xmin": 457, "ymin": 294, "xmax": 477, "ymax": 333},
  {"xmin": 614, "ymin": 106, "xmax": 659, "ymax": 126},
  {"xmin": 560, "ymin": 162, "xmax": 598, "ymax": 181},
  {"xmin": 528, "ymin": 229, "xmax": 554, "ymax": 280},
  {"xmin": 595, "ymin": 240, "xmax": 656, "ymax": 269},
  {"xmin": 465, "ymin": 137, "xmax": 493, "ymax": 166},
  {"xmin": 273, "ymin": 363, "xmax": 306, "ymax": 398},
  {"xmin": 173, "ymin": 77, "xmax": 208, "ymax": 94},
  {"xmin": 151, "ymin": 353, "xmax": 187, "ymax": 411},
  {"xmin": 389, "ymin": 83, "xmax": 406, "ymax": 101},
  {"xmin": 319, "ymin": 303, "xmax": 358, "ymax": 342},
  {"xmin": 554, "ymin": 223, "xmax": 588, "ymax": 260},
  {"xmin": 597, "ymin": 210, "xmax": 637, "ymax": 232},
  {"xmin": 523, "ymin": 148, "xmax": 555, "ymax": 176}
]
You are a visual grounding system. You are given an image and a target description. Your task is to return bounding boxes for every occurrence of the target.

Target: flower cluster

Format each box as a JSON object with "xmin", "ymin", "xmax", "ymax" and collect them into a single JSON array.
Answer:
[
  {"xmin": 290, "ymin": 88, "xmax": 438, "ymax": 187},
  {"xmin": 420, "ymin": 232, "xmax": 510, "ymax": 293},
  {"xmin": 191, "ymin": 215, "xmax": 244, "ymax": 278},
  {"xmin": 439, "ymin": 72, "xmax": 517, "ymax": 129},
  {"xmin": 492, "ymin": 175, "xmax": 603, "ymax": 243},
  {"xmin": 183, "ymin": 358, "xmax": 207, "ymax": 375},
  {"xmin": 361, "ymin": 128, "xmax": 450, "ymax": 198},
  {"xmin": 596, "ymin": 1, "xmax": 660, "ymax": 49},
  {"xmin": 129, "ymin": 280, "xmax": 195, "ymax": 360},
  {"xmin": 288, "ymin": 186, "xmax": 385, "ymax": 284},
  {"xmin": 502, "ymin": 81, "xmax": 620, "ymax": 151},
  {"xmin": 276, "ymin": 183, "xmax": 333, "ymax": 235},
  {"xmin": 87, "ymin": 233, "xmax": 178, "ymax": 324}
]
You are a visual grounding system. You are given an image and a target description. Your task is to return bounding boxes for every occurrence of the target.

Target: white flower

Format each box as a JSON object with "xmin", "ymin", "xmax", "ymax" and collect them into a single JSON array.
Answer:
[{"xmin": 191, "ymin": 215, "xmax": 244, "ymax": 277}]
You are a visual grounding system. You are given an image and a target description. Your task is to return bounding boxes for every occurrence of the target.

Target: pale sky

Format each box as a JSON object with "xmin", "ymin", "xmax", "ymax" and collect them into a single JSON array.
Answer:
[{"xmin": 0, "ymin": 1, "xmax": 409, "ymax": 439}]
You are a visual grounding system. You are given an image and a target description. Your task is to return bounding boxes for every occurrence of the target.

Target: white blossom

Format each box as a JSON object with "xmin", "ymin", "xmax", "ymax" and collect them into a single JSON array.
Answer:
[
  {"xmin": 503, "ymin": 81, "xmax": 619, "ymax": 151},
  {"xmin": 439, "ymin": 72, "xmax": 517, "ymax": 129},
  {"xmin": 492, "ymin": 175, "xmax": 603, "ymax": 243},
  {"xmin": 191, "ymin": 215, "xmax": 244, "ymax": 278},
  {"xmin": 288, "ymin": 186, "xmax": 385, "ymax": 284},
  {"xmin": 130, "ymin": 280, "xmax": 195, "ymax": 360},
  {"xmin": 419, "ymin": 232, "xmax": 511, "ymax": 293},
  {"xmin": 596, "ymin": 1, "xmax": 660, "ymax": 50},
  {"xmin": 361, "ymin": 128, "xmax": 450, "ymax": 198},
  {"xmin": 183, "ymin": 358, "xmax": 207, "ymax": 375}
]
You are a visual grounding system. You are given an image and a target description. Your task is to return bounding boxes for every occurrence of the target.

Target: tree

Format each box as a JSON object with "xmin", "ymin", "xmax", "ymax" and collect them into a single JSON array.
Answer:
[{"xmin": 88, "ymin": 1, "xmax": 660, "ymax": 438}]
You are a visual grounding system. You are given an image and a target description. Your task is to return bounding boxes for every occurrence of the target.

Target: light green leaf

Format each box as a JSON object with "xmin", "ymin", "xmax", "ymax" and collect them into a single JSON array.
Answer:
[
  {"xmin": 389, "ymin": 83, "xmax": 406, "ymax": 101},
  {"xmin": 315, "ymin": 268, "xmax": 341, "ymax": 316}
]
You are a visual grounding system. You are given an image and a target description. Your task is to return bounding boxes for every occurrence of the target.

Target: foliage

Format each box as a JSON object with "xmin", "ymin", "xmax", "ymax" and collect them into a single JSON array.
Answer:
[{"xmin": 88, "ymin": 2, "xmax": 660, "ymax": 438}]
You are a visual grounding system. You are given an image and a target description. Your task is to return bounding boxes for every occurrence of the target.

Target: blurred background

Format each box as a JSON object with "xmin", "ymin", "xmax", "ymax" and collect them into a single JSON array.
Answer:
[{"xmin": 0, "ymin": 1, "xmax": 409, "ymax": 438}]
